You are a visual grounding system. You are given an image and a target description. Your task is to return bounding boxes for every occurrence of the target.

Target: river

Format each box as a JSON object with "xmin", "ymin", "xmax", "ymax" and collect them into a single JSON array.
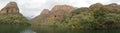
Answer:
[{"xmin": 0, "ymin": 25, "xmax": 120, "ymax": 33}]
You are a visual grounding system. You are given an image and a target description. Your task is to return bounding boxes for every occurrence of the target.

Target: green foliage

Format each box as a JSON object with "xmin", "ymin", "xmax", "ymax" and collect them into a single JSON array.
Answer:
[
  {"xmin": 0, "ymin": 13, "xmax": 30, "ymax": 25},
  {"xmin": 62, "ymin": 6, "xmax": 120, "ymax": 29},
  {"xmin": 33, "ymin": 4, "xmax": 120, "ymax": 30}
]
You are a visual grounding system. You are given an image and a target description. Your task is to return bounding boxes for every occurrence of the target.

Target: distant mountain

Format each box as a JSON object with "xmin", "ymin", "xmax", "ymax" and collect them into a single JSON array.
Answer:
[{"xmin": 0, "ymin": 2, "xmax": 30, "ymax": 25}]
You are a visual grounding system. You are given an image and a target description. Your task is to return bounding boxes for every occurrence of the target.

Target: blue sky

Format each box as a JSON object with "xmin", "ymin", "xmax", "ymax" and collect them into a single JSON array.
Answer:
[{"xmin": 0, "ymin": 0, "xmax": 120, "ymax": 19}]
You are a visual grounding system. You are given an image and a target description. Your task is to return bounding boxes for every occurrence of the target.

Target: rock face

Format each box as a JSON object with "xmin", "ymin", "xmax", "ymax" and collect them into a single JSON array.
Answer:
[
  {"xmin": 0, "ymin": 2, "xmax": 19, "ymax": 14},
  {"xmin": 90, "ymin": 3, "xmax": 103, "ymax": 9},
  {"xmin": 51, "ymin": 5, "xmax": 75, "ymax": 12},
  {"xmin": 0, "ymin": 2, "xmax": 30, "ymax": 25},
  {"xmin": 41, "ymin": 9, "xmax": 50, "ymax": 15},
  {"xmin": 48, "ymin": 5, "xmax": 75, "ymax": 22},
  {"xmin": 103, "ymin": 3, "xmax": 120, "ymax": 11},
  {"xmin": 32, "ymin": 5, "xmax": 75, "ymax": 25}
]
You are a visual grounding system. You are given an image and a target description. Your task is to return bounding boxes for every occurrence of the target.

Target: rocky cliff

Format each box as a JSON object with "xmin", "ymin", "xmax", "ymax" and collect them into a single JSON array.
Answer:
[
  {"xmin": 0, "ymin": 2, "xmax": 30, "ymax": 25},
  {"xmin": 51, "ymin": 5, "xmax": 75, "ymax": 12},
  {"xmin": 41, "ymin": 9, "xmax": 50, "ymax": 15},
  {"xmin": 32, "ymin": 5, "xmax": 75, "ymax": 25},
  {"xmin": 0, "ymin": 2, "xmax": 19, "ymax": 14}
]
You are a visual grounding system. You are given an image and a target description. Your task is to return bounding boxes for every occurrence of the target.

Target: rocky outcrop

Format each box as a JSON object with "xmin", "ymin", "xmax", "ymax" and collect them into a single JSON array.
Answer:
[
  {"xmin": 31, "ymin": 5, "xmax": 75, "ymax": 25},
  {"xmin": 0, "ymin": 2, "xmax": 19, "ymax": 14},
  {"xmin": 41, "ymin": 9, "xmax": 50, "ymax": 15},
  {"xmin": 48, "ymin": 5, "xmax": 75, "ymax": 22},
  {"xmin": 0, "ymin": 2, "xmax": 30, "ymax": 25},
  {"xmin": 90, "ymin": 3, "xmax": 103, "ymax": 9},
  {"xmin": 51, "ymin": 5, "xmax": 75, "ymax": 12},
  {"xmin": 103, "ymin": 3, "xmax": 120, "ymax": 11}
]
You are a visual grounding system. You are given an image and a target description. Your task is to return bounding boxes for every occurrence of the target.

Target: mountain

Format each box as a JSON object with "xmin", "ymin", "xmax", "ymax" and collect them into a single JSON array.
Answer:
[
  {"xmin": 0, "ymin": 2, "xmax": 19, "ymax": 14},
  {"xmin": 31, "ymin": 5, "xmax": 75, "ymax": 25},
  {"xmin": 32, "ymin": 3, "xmax": 120, "ymax": 30},
  {"xmin": 0, "ymin": 2, "xmax": 30, "ymax": 25}
]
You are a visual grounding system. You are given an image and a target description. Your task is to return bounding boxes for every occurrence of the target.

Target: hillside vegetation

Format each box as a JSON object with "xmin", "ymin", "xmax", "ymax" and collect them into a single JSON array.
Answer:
[
  {"xmin": 32, "ymin": 3, "xmax": 120, "ymax": 29},
  {"xmin": 0, "ymin": 2, "xmax": 30, "ymax": 25}
]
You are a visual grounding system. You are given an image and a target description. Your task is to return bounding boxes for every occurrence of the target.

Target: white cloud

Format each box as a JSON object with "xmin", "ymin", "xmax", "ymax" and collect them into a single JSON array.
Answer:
[{"xmin": 0, "ymin": 0, "xmax": 120, "ymax": 19}]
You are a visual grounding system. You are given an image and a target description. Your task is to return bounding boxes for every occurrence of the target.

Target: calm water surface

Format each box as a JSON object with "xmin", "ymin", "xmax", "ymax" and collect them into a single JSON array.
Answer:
[{"xmin": 0, "ymin": 25, "xmax": 120, "ymax": 33}]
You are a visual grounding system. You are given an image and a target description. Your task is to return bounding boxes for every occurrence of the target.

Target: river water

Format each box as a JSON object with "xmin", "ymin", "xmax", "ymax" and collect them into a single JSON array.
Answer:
[{"xmin": 0, "ymin": 25, "xmax": 120, "ymax": 33}]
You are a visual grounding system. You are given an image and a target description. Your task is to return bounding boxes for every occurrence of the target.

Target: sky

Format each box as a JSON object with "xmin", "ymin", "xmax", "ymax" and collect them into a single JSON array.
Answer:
[{"xmin": 0, "ymin": 0, "xmax": 120, "ymax": 19}]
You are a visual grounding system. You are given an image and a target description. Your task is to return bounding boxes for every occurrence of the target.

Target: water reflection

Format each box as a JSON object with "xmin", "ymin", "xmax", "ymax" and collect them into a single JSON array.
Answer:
[
  {"xmin": 31, "ymin": 25, "xmax": 120, "ymax": 33},
  {"xmin": 0, "ymin": 25, "xmax": 120, "ymax": 33},
  {"xmin": 20, "ymin": 27, "xmax": 36, "ymax": 33},
  {"xmin": 0, "ymin": 24, "xmax": 28, "ymax": 33}
]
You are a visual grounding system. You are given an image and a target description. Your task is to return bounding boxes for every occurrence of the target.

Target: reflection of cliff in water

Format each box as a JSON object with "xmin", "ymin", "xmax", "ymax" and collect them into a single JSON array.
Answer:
[
  {"xmin": 31, "ymin": 25, "xmax": 83, "ymax": 33},
  {"xmin": 0, "ymin": 25, "xmax": 28, "ymax": 33},
  {"xmin": 20, "ymin": 27, "xmax": 36, "ymax": 33},
  {"xmin": 31, "ymin": 25, "xmax": 120, "ymax": 33}
]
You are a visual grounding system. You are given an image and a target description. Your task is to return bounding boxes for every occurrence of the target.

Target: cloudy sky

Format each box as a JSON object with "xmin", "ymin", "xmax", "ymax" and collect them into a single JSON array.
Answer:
[{"xmin": 0, "ymin": 0, "xmax": 120, "ymax": 19}]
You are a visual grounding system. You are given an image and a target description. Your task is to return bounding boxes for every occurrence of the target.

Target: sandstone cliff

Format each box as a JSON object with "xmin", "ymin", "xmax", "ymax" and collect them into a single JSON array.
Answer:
[
  {"xmin": 0, "ymin": 2, "xmax": 19, "ymax": 14},
  {"xmin": 32, "ymin": 5, "xmax": 75, "ymax": 25},
  {"xmin": 0, "ymin": 2, "xmax": 30, "ymax": 25},
  {"xmin": 51, "ymin": 5, "xmax": 75, "ymax": 12}
]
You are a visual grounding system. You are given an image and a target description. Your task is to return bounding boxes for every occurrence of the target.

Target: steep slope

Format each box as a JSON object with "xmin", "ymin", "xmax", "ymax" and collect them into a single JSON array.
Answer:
[
  {"xmin": 31, "ymin": 9, "xmax": 50, "ymax": 25},
  {"xmin": 0, "ymin": 2, "xmax": 30, "ymax": 25}
]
